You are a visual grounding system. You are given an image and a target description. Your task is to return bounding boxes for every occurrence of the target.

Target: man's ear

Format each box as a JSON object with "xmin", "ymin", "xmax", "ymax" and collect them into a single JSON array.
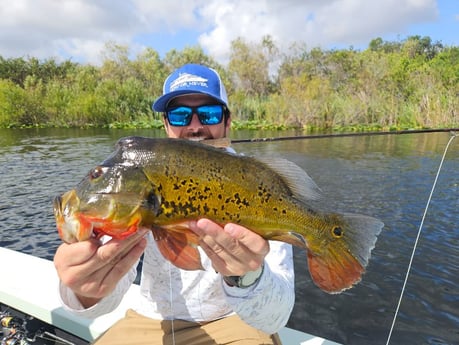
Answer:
[
  {"xmin": 162, "ymin": 114, "xmax": 170, "ymax": 134},
  {"xmin": 225, "ymin": 114, "xmax": 231, "ymax": 137}
]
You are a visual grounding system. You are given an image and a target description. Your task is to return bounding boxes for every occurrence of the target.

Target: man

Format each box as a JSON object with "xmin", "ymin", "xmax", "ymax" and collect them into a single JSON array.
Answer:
[{"xmin": 54, "ymin": 63, "xmax": 295, "ymax": 344}]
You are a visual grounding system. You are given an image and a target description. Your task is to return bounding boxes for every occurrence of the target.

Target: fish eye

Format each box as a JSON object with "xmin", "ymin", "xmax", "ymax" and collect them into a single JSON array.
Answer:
[
  {"xmin": 89, "ymin": 166, "xmax": 104, "ymax": 180},
  {"xmin": 331, "ymin": 226, "xmax": 343, "ymax": 238},
  {"xmin": 146, "ymin": 191, "xmax": 161, "ymax": 216}
]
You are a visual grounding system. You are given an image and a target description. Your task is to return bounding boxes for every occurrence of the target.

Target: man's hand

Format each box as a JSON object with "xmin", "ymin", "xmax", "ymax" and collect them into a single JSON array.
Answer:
[
  {"xmin": 189, "ymin": 219, "xmax": 269, "ymax": 276},
  {"xmin": 54, "ymin": 228, "xmax": 148, "ymax": 308}
]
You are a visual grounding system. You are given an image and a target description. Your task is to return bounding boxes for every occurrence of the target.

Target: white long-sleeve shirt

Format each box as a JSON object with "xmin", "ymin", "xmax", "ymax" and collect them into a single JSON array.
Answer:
[{"xmin": 59, "ymin": 232, "xmax": 295, "ymax": 334}]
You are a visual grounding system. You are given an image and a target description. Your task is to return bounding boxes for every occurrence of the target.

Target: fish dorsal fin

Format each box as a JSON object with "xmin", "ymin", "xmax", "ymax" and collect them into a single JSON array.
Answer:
[
  {"xmin": 199, "ymin": 137, "xmax": 231, "ymax": 148},
  {"xmin": 256, "ymin": 156, "xmax": 322, "ymax": 202}
]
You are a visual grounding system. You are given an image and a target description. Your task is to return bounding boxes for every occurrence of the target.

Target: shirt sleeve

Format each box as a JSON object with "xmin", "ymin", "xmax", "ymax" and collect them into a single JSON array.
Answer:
[
  {"xmin": 222, "ymin": 241, "xmax": 295, "ymax": 334},
  {"xmin": 58, "ymin": 264, "xmax": 137, "ymax": 319}
]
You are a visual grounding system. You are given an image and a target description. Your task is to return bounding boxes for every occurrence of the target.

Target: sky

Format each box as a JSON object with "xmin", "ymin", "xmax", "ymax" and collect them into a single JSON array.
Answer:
[{"xmin": 0, "ymin": 0, "xmax": 458, "ymax": 66}]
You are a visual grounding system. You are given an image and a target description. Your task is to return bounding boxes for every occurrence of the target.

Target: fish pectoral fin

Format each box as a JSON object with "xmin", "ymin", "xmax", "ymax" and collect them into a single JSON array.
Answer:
[
  {"xmin": 153, "ymin": 225, "xmax": 203, "ymax": 271},
  {"xmin": 158, "ymin": 222, "xmax": 201, "ymax": 246}
]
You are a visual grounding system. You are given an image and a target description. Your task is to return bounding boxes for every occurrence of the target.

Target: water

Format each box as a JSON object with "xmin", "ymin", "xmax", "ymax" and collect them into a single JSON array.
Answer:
[{"xmin": 0, "ymin": 128, "xmax": 458, "ymax": 345}]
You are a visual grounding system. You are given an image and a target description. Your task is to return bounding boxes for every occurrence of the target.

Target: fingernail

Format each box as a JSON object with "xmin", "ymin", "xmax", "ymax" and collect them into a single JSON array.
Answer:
[
  {"xmin": 188, "ymin": 220, "xmax": 202, "ymax": 234},
  {"xmin": 196, "ymin": 218, "xmax": 209, "ymax": 230},
  {"xmin": 139, "ymin": 228, "xmax": 150, "ymax": 236},
  {"xmin": 224, "ymin": 223, "xmax": 236, "ymax": 236}
]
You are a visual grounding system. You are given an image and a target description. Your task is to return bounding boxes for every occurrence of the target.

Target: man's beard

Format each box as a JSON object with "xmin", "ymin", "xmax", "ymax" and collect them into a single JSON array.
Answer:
[{"xmin": 183, "ymin": 128, "xmax": 215, "ymax": 141}]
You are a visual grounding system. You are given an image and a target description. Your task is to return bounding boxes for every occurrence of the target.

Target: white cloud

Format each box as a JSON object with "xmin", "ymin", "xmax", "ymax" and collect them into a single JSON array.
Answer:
[
  {"xmin": 0, "ymin": 0, "xmax": 142, "ymax": 63},
  {"xmin": 132, "ymin": 0, "xmax": 209, "ymax": 32},
  {"xmin": 0, "ymin": 0, "xmax": 441, "ymax": 65},
  {"xmin": 197, "ymin": 0, "xmax": 438, "ymax": 62}
]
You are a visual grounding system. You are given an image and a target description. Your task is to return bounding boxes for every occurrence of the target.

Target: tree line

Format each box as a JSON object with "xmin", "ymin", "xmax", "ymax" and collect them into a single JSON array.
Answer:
[{"xmin": 0, "ymin": 35, "xmax": 457, "ymax": 131}]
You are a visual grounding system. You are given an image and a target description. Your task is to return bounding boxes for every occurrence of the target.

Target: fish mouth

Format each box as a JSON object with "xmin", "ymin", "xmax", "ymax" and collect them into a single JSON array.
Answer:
[
  {"xmin": 53, "ymin": 190, "xmax": 78, "ymax": 219},
  {"xmin": 53, "ymin": 189, "xmax": 144, "ymax": 243},
  {"xmin": 53, "ymin": 195, "xmax": 63, "ymax": 217},
  {"xmin": 53, "ymin": 189, "xmax": 89, "ymax": 243}
]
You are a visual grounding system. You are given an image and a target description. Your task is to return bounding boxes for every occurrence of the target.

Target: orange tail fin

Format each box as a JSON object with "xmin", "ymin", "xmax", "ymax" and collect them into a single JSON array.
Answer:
[
  {"xmin": 306, "ymin": 214, "xmax": 383, "ymax": 293},
  {"xmin": 307, "ymin": 251, "xmax": 364, "ymax": 293}
]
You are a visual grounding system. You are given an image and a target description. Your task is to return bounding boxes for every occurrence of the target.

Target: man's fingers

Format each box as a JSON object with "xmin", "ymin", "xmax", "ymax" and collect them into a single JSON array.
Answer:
[
  {"xmin": 224, "ymin": 223, "xmax": 269, "ymax": 256},
  {"xmin": 189, "ymin": 219, "xmax": 268, "ymax": 276},
  {"xmin": 96, "ymin": 228, "xmax": 149, "ymax": 268},
  {"xmin": 54, "ymin": 239, "xmax": 100, "ymax": 266},
  {"xmin": 55, "ymin": 228, "xmax": 149, "ymax": 286},
  {"xmin": 87, "ymin": 236, "xmax": 147, "ymax": 296}
]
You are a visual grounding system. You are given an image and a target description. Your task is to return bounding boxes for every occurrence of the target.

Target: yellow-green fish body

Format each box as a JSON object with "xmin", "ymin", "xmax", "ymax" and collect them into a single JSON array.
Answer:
[{"xmin": 54, "ymin": 136, "xmax": 383, "ymax": 293}]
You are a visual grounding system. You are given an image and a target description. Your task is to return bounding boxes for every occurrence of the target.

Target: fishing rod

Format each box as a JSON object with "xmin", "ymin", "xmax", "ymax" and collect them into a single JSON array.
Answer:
[
  {"xmin": 0, "ymin": 307, "xmax": 77, "ymax": 345},
  {"xmin": 231, "ymin": 127, "xmax": 459, "ymax": 143}
]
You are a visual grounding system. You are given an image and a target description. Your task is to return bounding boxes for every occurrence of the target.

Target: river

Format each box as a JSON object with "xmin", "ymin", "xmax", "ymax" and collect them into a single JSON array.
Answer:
[{"xmin": 0, "ymin": 128, "xmax": 457, "ymax": 345}]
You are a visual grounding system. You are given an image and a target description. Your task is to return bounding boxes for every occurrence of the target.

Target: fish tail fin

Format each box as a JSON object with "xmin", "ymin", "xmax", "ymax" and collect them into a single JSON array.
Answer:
[
  {"xmin": 340, "ymin": 214, "xmax": 384, "ymax": 267},
  {"xmin": 307, "ymin": 214, "xmax": 383, "ymax": 294}
]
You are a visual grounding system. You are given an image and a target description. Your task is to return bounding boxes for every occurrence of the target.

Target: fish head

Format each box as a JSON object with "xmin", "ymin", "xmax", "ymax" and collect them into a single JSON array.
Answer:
[{"xmin": 54, "ymin": 163, "xmax": 155, "ymax": 243}]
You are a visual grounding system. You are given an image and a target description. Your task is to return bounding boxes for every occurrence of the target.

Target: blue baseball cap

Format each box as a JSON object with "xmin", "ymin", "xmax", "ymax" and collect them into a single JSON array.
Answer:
[{"xmin": 152, "ymin": 63, "xmax": 228, "ymax": 112}]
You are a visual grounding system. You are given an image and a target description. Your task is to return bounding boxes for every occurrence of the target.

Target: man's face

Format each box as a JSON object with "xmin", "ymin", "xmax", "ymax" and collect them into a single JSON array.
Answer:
[{"xmin": 163, "ymin": 94, "xmax": 230, "ymax": 140}]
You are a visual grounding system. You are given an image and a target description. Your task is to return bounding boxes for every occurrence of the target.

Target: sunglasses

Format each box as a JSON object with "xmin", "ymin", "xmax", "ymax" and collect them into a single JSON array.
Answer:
[{"xmin": 165, "ymin": 105, "xmax": 225, "ymax": 127}]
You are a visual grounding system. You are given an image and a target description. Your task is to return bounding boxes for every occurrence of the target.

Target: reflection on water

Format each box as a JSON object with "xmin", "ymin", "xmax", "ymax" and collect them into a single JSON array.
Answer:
[{"xmin": 0, "ymin": 128, "xmax": 458, "ymax": 345}]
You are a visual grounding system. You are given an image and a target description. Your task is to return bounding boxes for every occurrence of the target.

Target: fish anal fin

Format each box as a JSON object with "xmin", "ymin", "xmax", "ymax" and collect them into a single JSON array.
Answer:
[
  {"xmin": 153, "ymin": 224, "xmax": 203, "ymax": 271},
  {"xmin": 307, "ymin": 251, "xmax": 364, "ymax": 294},
  {"xmin": 269, "ymin": 231, "xmax": 307, "ymax": 248}
]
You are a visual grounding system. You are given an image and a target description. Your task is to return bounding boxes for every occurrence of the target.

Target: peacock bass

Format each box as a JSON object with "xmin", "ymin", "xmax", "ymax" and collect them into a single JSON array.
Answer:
[{"xmin": 53, "ymin": 136, "xmax": 383, "ymax": 293}]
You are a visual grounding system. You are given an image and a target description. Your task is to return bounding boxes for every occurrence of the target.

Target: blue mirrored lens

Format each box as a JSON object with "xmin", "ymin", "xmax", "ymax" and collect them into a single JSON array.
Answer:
[
  {"xmin": 166, "ymin": 107, "xmax": 193, "ymax": 126},
  {"xmin": 166, "ymin": 105, "xmax": 224, "ymax": 126},
  {"xmin": 196, "ymin": 105, "xmax": 224, "ymax": 125}
]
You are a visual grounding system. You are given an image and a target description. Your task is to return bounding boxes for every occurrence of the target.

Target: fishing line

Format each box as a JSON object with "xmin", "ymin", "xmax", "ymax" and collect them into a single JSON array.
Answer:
[
  {"xmin": 168, "ymin": 262, "xmax": 176, "ymax": 345},
  {"xmin": 385, "ymin": 132, "xmax": 457, "ymax": 345}
]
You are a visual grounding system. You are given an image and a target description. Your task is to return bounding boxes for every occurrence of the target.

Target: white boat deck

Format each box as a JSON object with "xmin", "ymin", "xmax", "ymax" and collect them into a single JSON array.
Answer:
[{"xmin": 0, "ymin": 247, "xmax": 340, "ymax": 345}]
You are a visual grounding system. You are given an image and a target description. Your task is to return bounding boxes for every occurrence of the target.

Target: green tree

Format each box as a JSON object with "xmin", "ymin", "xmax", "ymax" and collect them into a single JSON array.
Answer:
[
  {"xmin": 163, "ymin": 46, "xmax": 219, "ymax": 72},
  {"xmin": 228, "ymin": 37, "xmax": 272, "ymax": 97},
  {"xmin": 0, "ymin": 79, "xmax": 27, "ymax": 126}
]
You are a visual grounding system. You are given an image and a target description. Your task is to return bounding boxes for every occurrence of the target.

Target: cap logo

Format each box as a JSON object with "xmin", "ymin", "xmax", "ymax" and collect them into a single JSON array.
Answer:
[{"xmin": 170, "ymin": 73, "xmax": 208, "ymax": 92}]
